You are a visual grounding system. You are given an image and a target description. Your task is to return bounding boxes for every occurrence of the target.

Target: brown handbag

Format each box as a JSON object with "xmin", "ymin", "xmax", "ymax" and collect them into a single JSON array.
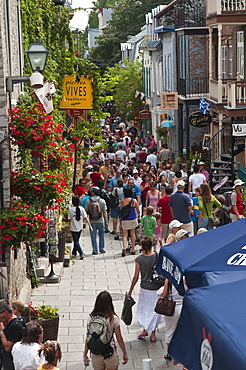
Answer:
[{"xmin": 154, "ymin": 297, "xmax": 176, "ymax": 316}]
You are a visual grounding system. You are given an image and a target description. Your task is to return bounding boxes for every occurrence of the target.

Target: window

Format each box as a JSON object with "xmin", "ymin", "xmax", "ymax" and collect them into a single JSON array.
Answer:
[
  {"xmin": 222, "ymin": 46, "xmax": 226, "ymax": 79},
  {"xmin": 228, "ymin": 45, "xmax": 232, "ymax": 78},
  {"xmin": 237, "ymin": 31, "xmax": 244, "ymax": 79}
]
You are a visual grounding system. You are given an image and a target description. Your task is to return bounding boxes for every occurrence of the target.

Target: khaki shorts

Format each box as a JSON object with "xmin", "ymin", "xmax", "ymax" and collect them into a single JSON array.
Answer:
[
  {"xmin": 121, "ymin": 218, "xmax": 138, "ymax": 230},
  {"xmin": 91, "ymin": 350, "xmax": 119, "ymax": 370}
]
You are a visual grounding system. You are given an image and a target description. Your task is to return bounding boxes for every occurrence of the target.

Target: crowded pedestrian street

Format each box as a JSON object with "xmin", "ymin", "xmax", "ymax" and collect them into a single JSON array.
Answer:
[{"xmin": 30, "ymin": 226, "xmax": 177, "ymax": 370}]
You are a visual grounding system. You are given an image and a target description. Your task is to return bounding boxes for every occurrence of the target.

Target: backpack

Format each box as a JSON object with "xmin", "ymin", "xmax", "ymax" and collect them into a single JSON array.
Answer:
[
  {"xmin": 86, "ymin": 315, "xmax": 114, "ymax": 358},
  {"xmin": 221, "ymin": 207, "xmax": 231, "ymax": 225},
  {"xmin": 89, "ymin": 199, "xmax": 102, "ymax": 220},
  {"xmin": 223, "ymin": 191, "xmax": 232, "ymax": 211},
  {"xmin": 99, "ymin": 189, "xmax": 110, "ymax": 209},
  {"xmin": 108, "ymin": 189, "xmax": 119, "ymax": 209},
  {"xmin": 120, "ymin": 199, "xmax": 132, "ymax": 219}
]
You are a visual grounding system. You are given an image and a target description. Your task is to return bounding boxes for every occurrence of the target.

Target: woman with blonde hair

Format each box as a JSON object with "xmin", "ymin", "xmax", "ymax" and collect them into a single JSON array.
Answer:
[
  {"xmin": 198, "ymin": 183, "xmax": 222, "ymax": 230},
  {"xmin": 38, "ymin": 340, "xmax": 62, "ymax": 370}
]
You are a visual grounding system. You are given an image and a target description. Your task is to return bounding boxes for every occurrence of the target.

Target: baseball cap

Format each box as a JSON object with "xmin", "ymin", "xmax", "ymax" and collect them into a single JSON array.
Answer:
[
  {"xmin": 142, "ymin": 148, "xmax": 147, "ymax": 151},
  {"xmin": 233, "ymin": 179, "xmax": 245, "ymax": 188},
  {"xmin": 87, "ymin": 165, "xmax": 93, "ymax": 169},
  {"xmin": 177, "ymin": 180, "xmax": 185, "ymax": 187},
  {"xmin": 132, "ymin": 169, "xmax": 139, "ymax": 174},
  {"xmin": 169, "ymin": 220, "xmax": 183, "ymax": 229},
  {"xmin": 91, "ymin": 187, "xmax": 100, "ymax": 195},
  {"xmin": 176, "ymin": 229, "xmax": 190, "ymax": 241},
  {"xmin": 198, "ymin": 161, "xmax": 205, "ymax": 165},
  {"xmin": 128, "ymin": 162, "xmax": 134, "ymax": 166}
]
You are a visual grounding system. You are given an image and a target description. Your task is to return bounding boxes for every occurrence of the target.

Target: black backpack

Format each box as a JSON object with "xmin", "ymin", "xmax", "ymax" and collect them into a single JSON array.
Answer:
[
  {"xmin": 108, "ymin": 189, "xmax": 119, "ymax": 209},
  {"xmin": 120, "ymin": 199, "xmax": 132, "ymax": 219},
  {"xmin": 86, "ymin": 315, "xmax": 114, "ymax": 359},
  {"xmin": 221, "ymin": 207, "xmax": 231, "ymax": 225}
]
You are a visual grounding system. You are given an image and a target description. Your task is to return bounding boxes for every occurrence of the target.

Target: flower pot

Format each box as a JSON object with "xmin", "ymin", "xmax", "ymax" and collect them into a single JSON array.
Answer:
[{"xmin": 38, "ymin": 314, "xmax": 59, "ymax": 342}]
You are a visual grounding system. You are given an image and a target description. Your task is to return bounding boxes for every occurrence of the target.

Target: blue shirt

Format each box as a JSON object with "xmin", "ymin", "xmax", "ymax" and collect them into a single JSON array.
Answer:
[
  {"xmin": 123, "ymin": 184, "xmax": 141, "ymax": 200},
  {"xmin": 109, "ymin": 176, "xmax": 121, "ymax": 188},
  {"xmin": 192, "ymin": 196, "xmax": 199, "ymax": 222},
  {"xmin": 169, "ymin": 191, "xmax": 192, "ymax": 224}
]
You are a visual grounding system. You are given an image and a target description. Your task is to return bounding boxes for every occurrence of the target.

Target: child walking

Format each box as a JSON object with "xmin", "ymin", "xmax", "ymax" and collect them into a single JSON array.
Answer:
[
  {"xmin": 153, "ymin": 212, "xmax": 163, "ymax": 250},
  {"xmin": 139, "ymin": 206, "xmax": 156, "ymax": 250}
]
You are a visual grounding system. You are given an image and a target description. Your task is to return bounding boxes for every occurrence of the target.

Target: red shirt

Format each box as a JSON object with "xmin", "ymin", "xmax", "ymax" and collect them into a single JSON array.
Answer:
[
  {"xmin": 138, "ymin": 152, "xmax": 148, "ymax": 163},
  {"xmin": 90, "ymin": 172, "xmax": 102, "ymax": 186},
  {"xmin": 140, "ymin": 182, "xmax": 151, "ymax": 199},
  {"xmin": 157, "ymin": 196, "xmax": 173, "ymax": 224}
]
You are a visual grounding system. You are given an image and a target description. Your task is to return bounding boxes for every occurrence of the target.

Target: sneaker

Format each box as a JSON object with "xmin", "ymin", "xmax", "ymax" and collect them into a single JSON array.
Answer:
[
  {"xmin": 110, "ymin": 231, "xmax": 116, "ymax": 234},
  {"xmin": 114, "ymin": 235, "xmax": 119, "ymax": 240},
  {"xmin": 92, "ymin": 252, "xmax": 98, "ymax": 255},
  {"xmin": 79, "ymin": 256, "xmax": 84, "ymax": 260},
  {"xmin": 100, "ymin": 250, "xmax": 106, "ymax": 253},
  {"xmin": 105, "ymin": 230, "xmax": 110, "ymax": 233}
]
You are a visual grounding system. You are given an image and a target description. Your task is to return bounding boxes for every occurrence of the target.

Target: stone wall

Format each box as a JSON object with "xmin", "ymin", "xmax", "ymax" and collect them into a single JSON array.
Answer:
[{"xmin": 0, "ymin": 0, "xmax": 31, "ymax": 302}]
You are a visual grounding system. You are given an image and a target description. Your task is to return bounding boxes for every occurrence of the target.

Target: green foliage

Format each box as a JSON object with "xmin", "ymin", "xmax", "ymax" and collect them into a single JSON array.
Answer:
[
  {"xmin": 29, "ymin": 304, "xmax": 59, "ymax": 320},
  {"xmin": 102, "ymin": 58, "xmax": 142, "ymax": 120},
  {"xmin": 89, "ymin": 0, "xmax": 172, "ymax": 72}
]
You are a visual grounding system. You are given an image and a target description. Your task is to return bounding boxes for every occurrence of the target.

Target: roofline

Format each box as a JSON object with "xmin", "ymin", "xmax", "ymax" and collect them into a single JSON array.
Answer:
[{"xmin": 155, "ymin": 0, "xmax": 176, "ymax": 18}]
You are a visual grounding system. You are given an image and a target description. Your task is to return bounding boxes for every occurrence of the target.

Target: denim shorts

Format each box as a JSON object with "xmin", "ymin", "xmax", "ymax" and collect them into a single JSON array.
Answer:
[{"xmin": 111, "ymin": 206, "xmax": 120, "ymax": 219}]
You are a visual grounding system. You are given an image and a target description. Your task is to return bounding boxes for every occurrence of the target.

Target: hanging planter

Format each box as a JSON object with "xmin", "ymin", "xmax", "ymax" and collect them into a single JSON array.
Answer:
[{"xmin": 156, "ymin": 126, "xmax": 168, "ymax": 139}]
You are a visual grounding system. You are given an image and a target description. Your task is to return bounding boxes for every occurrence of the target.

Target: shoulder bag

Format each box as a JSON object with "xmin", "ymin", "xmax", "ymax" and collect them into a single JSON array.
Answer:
[
  {"xmin": 151, "ymin": 252, "xmax": 165, "ymax": 287},
  {"xmin": 154, "ymin": 283, "xmax": 176, "ymax": 316},
  {"xmin": 202, "ymin": 197, "xmax": 220, "ymax": 228}
]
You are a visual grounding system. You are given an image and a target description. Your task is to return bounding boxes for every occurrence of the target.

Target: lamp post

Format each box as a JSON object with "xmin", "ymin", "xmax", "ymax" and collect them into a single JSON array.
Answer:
[{"xmin": 6, "ymin": 38, "xmax": 48, "ymax": 92}]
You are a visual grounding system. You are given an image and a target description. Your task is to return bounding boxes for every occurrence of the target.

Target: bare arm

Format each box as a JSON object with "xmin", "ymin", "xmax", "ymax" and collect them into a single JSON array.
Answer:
[
  {"xmin": 161, "ymin": 279, "xmax": 169, "ymax": 298},
  {"xmin": 188, "ymin": 182, "xmax": 192, "ymax": 195},
  {"xmin": 135, "ymin": 200, "xmax": 140, "ymax": 219},
  {"xmin": 136, "ymin": 194, "xmax": 141, "ymax": 204},
  {"xmin": 103, "ymin": 210, "xmax": 108, "ymax": 227},
  {"xmin": 114, "ymin": 326, "xmax": 128, "ymax": 365},
  {"xmin": 127, "ymin": 261, "xmax": 140, "ymax": 297},
  {"xmin": 170, "ymin": 207, "xmax": 174, "ymax": 219},
  {"xmin": 84, "ymin": 217, "xmax": 93, "ymax": 232}
]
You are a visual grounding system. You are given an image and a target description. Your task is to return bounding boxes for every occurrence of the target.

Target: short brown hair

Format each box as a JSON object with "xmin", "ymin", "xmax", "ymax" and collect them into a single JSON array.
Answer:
[
  {"xmin": 140, "ymin": 236, "xmax": 153, "ymax": 252},
  {"xmin": 146, "ymin": 206, "xmax": 154, "ymax": 216}
]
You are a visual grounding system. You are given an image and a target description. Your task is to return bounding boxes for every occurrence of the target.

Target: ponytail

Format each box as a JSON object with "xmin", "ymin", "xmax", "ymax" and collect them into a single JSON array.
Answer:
[{"xmin": 72, "ymin": 196, "xmax": 81, "ymax": 221}]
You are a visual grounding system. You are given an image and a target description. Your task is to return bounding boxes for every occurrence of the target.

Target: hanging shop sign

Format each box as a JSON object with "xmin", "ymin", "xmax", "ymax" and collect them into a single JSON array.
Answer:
[
  {"xmin": 189, "ymin": 111, "xmax": 212, "ymax": 127},
  {"xmin": 232, "ymin": 123, "xmax": 246, "ymax": 136},
  {"xmin": 139, "ymin": 110, "xmax": 151, "ymax": 119},
  {"xmin": 160, "ymin": 92, "xmax": 178, "ymax": 110},
  {"xmin": 59, "ymin": 75, "xmax": 93, "ymax": 109}
]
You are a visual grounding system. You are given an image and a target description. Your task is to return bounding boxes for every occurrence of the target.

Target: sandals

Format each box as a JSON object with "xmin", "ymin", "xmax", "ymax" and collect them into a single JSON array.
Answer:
[
  {"xmin": 164, "ymin": 354, "xmax": 172, "ymax": 361},
  {"xmin": 131, "ymin": 251, "xmax": 136, "ymax": 255},
  {"xmin": 138, "ymin": 333, "xmax": 148, "ymax": 339},
  {"xmin": 121, "ymin": 250, "xmax": 126, "ymax": 257}
]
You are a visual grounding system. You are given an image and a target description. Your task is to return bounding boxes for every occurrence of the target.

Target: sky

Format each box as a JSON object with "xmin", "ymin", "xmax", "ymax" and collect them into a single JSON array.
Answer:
[{"xmin": 70, "ymin": 0, "xmax": 94, "ymax": 31}]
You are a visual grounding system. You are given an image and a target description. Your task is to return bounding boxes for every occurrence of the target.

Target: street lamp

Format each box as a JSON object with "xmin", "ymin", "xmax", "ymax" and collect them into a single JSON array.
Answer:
[
  {"xmin": 6, "ymin": 39, "xmax": 49, "ymax": 92},
  {"xmin": 26, "ymin": 38, "xmax": 49, "ymax": 89}
]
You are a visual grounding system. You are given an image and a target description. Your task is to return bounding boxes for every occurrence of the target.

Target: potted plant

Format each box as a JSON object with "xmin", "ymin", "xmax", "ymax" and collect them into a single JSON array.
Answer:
[
  {"xmin": 28, "ymin": 303, "xmax": 60, "ymax": 342},
  {"xmin": 156, "ymin": 126, "xmax": 168, "ymax": 139}
]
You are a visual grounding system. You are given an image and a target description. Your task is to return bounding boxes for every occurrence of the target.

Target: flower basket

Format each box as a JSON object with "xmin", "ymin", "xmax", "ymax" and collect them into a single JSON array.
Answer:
[
  {"xmin": 156, "ymin": 126, "xmax": 168, "ymax": 139},
  {"xmin": 38, "ymin": 314, "xmax": 60, "ymax": 342},
  {"xmin": 28, "ymin": 304, "xmax": 60, "ymax": 342}
]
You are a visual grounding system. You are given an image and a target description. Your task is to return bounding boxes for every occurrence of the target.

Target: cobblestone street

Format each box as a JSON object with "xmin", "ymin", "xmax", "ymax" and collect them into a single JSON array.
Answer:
[{"xmin": 31, "ymin": 226, "xmax": 177, "ymax": 370}]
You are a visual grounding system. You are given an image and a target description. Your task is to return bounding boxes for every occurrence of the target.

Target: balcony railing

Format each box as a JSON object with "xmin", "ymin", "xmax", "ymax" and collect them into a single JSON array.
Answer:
[
  {"xmin": 227, "ymin": 80, "xmax": 246, "ymax": 108},
  {"xmin": 207, "ymin": 0, "xmax": 246, "ymax": 15},
  {"xmin": 178, "ymin": 77, "xmax": 208, "ymax": 98}
]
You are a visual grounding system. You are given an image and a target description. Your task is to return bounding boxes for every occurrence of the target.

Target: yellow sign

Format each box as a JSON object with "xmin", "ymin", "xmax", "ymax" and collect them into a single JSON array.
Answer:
[{"xmin": 59, "ymin": 75, "xmax": 93, "ymax": 109}]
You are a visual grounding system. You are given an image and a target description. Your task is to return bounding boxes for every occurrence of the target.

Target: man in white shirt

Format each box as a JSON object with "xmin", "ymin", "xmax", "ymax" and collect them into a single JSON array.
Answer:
[
  {"xmin": 115, "ymin": 145, "xmax": 126, "ymax": 162},
  {"xmin": 146, "ymin": 149, "xmax": 157, "ymax": 168},
  {"xmin": 132, "ymin": 169, "xmax": 142, "ymax": 187},
  {"xmin": 188, "ymin": 165, "xmax": 206, "ymax": 195}
]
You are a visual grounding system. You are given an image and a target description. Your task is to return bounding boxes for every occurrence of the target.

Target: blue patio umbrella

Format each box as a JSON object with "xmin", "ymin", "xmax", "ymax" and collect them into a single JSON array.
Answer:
[
  {"xmin": 161, "ymin": 120, "xmax": 175, "ymax": 127},
  {"xmin": 169, "ymin": 279, "xmax": 246, "ymax": 369},
  {"xmin": 156, "ymin": 218, "xmax": 246, "ymax": 295}
]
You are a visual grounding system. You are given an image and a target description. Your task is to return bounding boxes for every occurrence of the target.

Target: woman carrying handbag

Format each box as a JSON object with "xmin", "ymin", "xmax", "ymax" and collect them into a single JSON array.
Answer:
[
  {"xmin": 160, "ymin": 279, "xmax": 185, "ymax": 362},
  {"xmin": 198, "ymin": 183, "xmax": 222, "ymax": 230}
]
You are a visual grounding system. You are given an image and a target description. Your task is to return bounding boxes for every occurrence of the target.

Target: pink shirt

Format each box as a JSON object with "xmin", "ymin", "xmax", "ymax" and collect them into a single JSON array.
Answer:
[{"xmin": 199, "ymin": 168, "xmax": 209, "ymax": 181}]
